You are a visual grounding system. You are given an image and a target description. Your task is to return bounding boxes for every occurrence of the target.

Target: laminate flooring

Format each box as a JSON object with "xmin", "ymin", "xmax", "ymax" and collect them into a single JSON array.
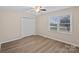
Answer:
[{"xmin": 0, "ymin": 35, "xmax": 79, "ymax": 53}]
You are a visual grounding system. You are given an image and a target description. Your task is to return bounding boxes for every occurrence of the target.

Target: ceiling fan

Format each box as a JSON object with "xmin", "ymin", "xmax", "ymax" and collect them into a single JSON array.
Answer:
[{"xmin": 32, "ymin": 6, "xmax": 46, "ymax": 13}]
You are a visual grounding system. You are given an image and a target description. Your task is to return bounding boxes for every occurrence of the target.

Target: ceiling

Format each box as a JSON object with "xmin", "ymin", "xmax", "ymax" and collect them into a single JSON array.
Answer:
[{"xmin": 0, "ymin": 6, "xmax": 72, "ymax": 16}]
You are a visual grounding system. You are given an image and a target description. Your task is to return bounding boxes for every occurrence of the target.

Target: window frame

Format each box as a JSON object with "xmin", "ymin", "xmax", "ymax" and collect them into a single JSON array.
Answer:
[{"xmin": 48, "ymin": 14, "xmax": 72, "ymax": 34}]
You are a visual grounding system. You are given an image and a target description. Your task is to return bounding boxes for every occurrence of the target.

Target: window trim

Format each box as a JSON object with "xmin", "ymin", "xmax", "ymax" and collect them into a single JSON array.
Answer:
[{"xmin": 48, "ymin": 14, "xmax": 72, "ymax": 34}]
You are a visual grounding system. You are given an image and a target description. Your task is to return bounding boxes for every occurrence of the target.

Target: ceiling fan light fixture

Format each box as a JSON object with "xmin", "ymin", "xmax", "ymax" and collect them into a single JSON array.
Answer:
[
  {"xmin": 36, "ymin": 8, "xmax": 40, "ymax": 12},
  {"xmin": 33, "ymin": 6, "xmax": 44, "ymax": 13}
]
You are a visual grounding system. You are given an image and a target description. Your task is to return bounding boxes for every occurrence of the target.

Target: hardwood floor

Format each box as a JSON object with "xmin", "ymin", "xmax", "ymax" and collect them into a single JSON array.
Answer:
[{"xmin": 0, "ymin": 35, "xmax": 79, "ymax": 53}]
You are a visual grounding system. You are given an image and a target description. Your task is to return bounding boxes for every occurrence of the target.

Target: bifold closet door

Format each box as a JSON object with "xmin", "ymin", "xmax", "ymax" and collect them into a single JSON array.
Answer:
[{"xmin": 21, "ymin": 17, "xmax": 35, "ymax": 37}]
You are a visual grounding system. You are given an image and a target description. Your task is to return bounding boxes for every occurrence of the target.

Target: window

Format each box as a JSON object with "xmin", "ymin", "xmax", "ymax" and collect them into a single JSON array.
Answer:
[{"xmin": 49, "ymin": 15, "xmax": 72, "ymax": 33}]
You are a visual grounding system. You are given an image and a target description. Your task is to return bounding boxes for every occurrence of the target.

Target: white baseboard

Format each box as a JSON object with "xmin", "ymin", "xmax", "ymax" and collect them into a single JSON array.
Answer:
[
  {"xmin": 0, "ymin": 36, "xmax": 23, "ymax": 45},
  {"xmin": 39, "ymin": 34, "xmax": 79, "ymax": 47},
  {"xmin": 0, "ymin": 34, "xmax": 79, "ymax": 48},
  {"xmin": 0, "ymin": 34, "xmax": 35, "ymax": 45}
]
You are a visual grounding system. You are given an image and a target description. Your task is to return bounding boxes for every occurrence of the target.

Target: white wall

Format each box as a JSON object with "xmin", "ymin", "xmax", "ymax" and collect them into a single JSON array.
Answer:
[
  {"xmin": 0, "ymin": 12, "xmax": 3, "ymax": 41},
  {"xmin": 0, "ymin": 10, "xmax": 36, "ymax": 44},
  {"xmin": 1, "ymin": 6, "xmax": 79, "ymax": 48},
  {"xmin": 36, "ymin": 7, "xmax": 79, "ymax": 47}
]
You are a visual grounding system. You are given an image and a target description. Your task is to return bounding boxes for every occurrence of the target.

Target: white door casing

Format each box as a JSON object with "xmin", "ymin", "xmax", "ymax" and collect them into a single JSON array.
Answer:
[{"xmin": 21, "ymin": 17, "xmax": 35, "ymax": 37}]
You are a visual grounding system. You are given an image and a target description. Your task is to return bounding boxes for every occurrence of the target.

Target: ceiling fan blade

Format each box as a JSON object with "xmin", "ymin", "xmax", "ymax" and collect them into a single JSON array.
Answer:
[{"xmin": 40, "ymin": 9, "xmax": 46, "ymax": 11}]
